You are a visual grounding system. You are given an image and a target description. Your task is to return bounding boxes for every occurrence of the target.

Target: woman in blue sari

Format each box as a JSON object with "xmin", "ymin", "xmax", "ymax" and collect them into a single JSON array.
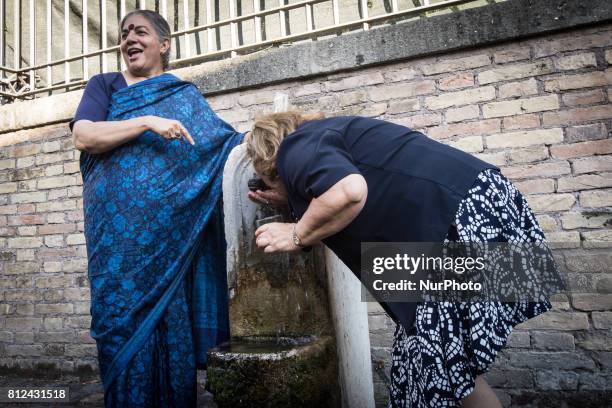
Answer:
[{"xmin": 70, "ymin": 10, "xmax": 243, "ymax": 407}]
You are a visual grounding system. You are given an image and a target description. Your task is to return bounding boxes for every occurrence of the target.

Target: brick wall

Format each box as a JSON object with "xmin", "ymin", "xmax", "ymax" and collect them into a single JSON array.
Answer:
[{"xmin": 1, "ymin": 21, "xmax": 611, "ymax": 406}]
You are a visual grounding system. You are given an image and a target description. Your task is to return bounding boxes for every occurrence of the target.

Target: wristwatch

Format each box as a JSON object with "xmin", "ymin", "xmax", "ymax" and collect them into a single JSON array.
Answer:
[{"xmin": 292, "ymin": 223, "xmax": 304, "ymax": 248}]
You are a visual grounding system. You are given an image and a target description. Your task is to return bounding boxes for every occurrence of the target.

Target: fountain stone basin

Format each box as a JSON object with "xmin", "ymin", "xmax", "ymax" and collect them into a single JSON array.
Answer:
[{"xmin": 206, "ymin": 335, "xmax": 337, "ymax": 408}]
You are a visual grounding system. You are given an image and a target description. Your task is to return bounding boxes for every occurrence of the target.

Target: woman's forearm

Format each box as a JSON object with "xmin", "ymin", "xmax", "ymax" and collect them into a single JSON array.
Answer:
[
  {"xmin": 72, "ymin": 116, "xmax": 151, "ymax": 154},
  {"xmin": 295, "ymin": 174, "xmax": 368, "ymax": 246}
]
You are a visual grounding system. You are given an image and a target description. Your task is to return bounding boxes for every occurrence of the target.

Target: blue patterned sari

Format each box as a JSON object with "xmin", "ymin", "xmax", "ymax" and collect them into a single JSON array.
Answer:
[{"xmin": 81, "ymin": 73, "xmax": 243, "ymax": 407}]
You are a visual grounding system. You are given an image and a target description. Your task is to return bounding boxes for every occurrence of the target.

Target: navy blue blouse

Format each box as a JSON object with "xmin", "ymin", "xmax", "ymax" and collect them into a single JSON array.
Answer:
[
  {"xmin": 277, "ymin": 116, "xmax": 499, "ymax": 331},
  {"xmin": 69, "ymin": 72, "xmax": 128, "ymax": 131}
]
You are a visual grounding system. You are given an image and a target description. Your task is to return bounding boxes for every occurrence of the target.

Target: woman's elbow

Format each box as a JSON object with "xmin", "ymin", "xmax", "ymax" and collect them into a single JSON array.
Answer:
[
  {"xmin": 343, "ymin": 174, "xmax": 368, "ymax": 205},
  {"xmin": 72, "ymin": 122, "xmax": 94, "ymax": 152}
]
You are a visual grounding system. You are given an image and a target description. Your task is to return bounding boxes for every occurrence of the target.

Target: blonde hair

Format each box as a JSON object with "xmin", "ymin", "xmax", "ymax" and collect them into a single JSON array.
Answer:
[{"xmin": 246, "ymin": 110, "xmax": 325, "ymax": 178}]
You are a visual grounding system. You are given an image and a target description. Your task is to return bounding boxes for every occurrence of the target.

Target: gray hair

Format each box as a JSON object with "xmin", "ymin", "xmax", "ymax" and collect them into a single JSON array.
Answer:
[{"xmin": 119, "ymin": 10, "xmax": 172, "ymax": 71}]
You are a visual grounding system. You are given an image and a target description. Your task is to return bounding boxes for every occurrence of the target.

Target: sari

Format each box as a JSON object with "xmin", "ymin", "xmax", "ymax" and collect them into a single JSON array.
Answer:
[{"xmin": 80, "ymin": 73, "xmax": 243, "ymax": 406}]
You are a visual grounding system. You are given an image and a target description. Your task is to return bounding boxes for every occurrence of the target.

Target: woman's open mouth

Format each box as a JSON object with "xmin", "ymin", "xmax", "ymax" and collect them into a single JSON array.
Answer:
[{"xmin": 127, "ymin": 48, "xmax": 143, "ymax": 61}]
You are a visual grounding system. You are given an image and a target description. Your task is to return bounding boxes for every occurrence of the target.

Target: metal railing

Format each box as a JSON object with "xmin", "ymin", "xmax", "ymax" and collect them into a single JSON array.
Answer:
[{"xmin": 0, "ymin": 0, "xmax": 499, "ymax": 103}]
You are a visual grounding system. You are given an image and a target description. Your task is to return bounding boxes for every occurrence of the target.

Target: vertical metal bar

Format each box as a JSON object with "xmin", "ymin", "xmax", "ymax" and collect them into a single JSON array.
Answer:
[
  {"xmin": 46, "ymin": 0, "xmax": 51, "ymax": 88},
  {"xmin": 360, "ymin": 0, "xmax": 369, "ymax": 30},
  {"xmin": 120, "ymin": 0, "xmax": 126, "ymax": 71},
  {"xmin": 101, "ymin": 0, "xmax": 107, "ymax": 72},
  {"xmin": 305, "ymin": 4, "xmax": 312, "ymax": 32},
  {"xmin": 82, "ymin": 0, "xmax": 88, "ymax": 80},
  {"xmin": 141, "ymin": 0, "xmax": 146, "ymax": 10},
  {"xmin": 120, "ymin": 0, "xmax": 125, "ymax": 18},
  {"xmin": 391, "ymin": 0, "xmax": 398, "ymax": 12},
  {"xmin": 183, "ymin": 0, "xmax": 190, "ymax": 57},
  {"xmin": 0, "ymin": 0, "xmax": 4, "ymax": 78},
  {"xmin": 28, "ymin": 0, "xmax": 34, "ymax": 91},
  {"xmin": 253, "ymin": 0, "xmax": 261, "ymax": 43},
  {"xmin": 64, "ymin": 0, "xmax": 69, "ymax": 84},
  {"xmin": 229, "ymin": 0, "xmax": 237, "ymax": 57},
  {"xmin": 161, "ymin": 0, "xmax": 167, "ymax": 19},
  {"xmin": 206, "ymin": 0, "xmax": 213, "ymax": 52},
  {"xmin": 278, "ymin": 0, "xmax": 285, "ymax": 37},
  {"xmin": 332, "ymin": 0, "xmax": 339, "ymax": 25},
  {"xmin": 423, "ymin": 0, "xmax": 430, "ymax": 5},
  {"xmin": 13, "ymin": 0, "xmax": 19, "ymax": 70}
]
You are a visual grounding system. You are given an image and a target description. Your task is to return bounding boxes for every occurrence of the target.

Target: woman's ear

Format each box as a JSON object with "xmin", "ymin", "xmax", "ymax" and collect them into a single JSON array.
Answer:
[{"xmin": 160, "ymin": 39, "xmax": 170, "ymax": 54}]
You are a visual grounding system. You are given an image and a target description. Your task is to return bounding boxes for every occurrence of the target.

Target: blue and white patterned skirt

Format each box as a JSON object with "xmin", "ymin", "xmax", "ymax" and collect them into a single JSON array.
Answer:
[{"xmin": 388, "ymin": 169, "xmax": 553, "ymax": 407}]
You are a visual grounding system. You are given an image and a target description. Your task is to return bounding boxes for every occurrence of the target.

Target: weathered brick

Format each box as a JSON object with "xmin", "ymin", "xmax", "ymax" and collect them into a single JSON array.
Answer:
[
  {"xmin": 387, "ymin": 98, "xmax": 420, "ymax": 115},
  {"xmin": 551, "ymin": 139, "xmax": 612, "ymax": 159},
  {"xmin": 438, "ymin": 73, "xmax": 474, "ymax": 90},
  {"xmin": 384, "ymin": 68, "xmax": 417, "ymax": 83},
  {"xmin": 7, "ymin": 237, "xmax": 43, "ymax": 248},
  {"xmin": 562, "ymin": 89, "xmax": 605, "ymax": 107},
  {"xmin": 535, "ymin": 214, "xmax": 557, "ymax": 231},
  {"xmin": 7, "ymin": 214, "xmax": 45, "ymax": 226},
  {"xmin": 543, "ymin": 105, "xmax": 612, "ymax": 126},
  {"xmin": 485, "ymin": 368, "xmax": 533, "ymax": 388},
  {"xmin": 445, "ymin": 105, "xmax": 479, "ymax": 123},
  {"xmin": 38, "ymin": 223, "xmax": 76, "ymax": 235},
  {"xmin": 34, "ymin": 331, "xmax": 75, "ymax": 343},
  {"xmin": 4, "ymin": 317, "xmax": 43, "ymax": 330},
  {"xmin": 4, "ymin": 262, "xmax": 39, "ymax": 275},
  {"xmin": 554, "ymin": 52, "xmax": 597, "ymax": 71},
  {"xmin": 582, "ymin": 230, "xmax": 612, "ymax": 248},
  {"xmin": 578, "ymin": 373, "xmax": 612, "ymax": 390},
  {"xmin": 42, "ymin": 141, "xmax": 62, "ymax": 153},
  {"xmin": 422, "ymin": 54, "xmax": 489, "ymax": 75},
  {"xmin": 5, "ymin": 345, "xmax": 44, "ymax": 357},
  {"xmin": 506, "ymin": 331, "xmax": 531, "ymax": 348},
  {"xmin": 237, "ymin": 89, "xmax": 283, "ymax": 107},
  {"xmin": 35, "ymin": 200, "xmax": 77, "ymax": 212},
  {"xmin": 544, "ymin": 69, "xmax": 612, "ymax": 92},
  {"xmin": 10, "ymin": 168, "xmax": 44, "ymax": 181},
  {"xmin": 524, "ymin": 193, "xmax": 575, "ymax": 213},
  {"xmin": 0, "ymin": 182, "xmax": 17, "ymax": 194},
  {"xmin": 514, "ymin": 179, "xmax": 555, "ymax": 195},
  {"xmin": 572, "ymin": 293, "xmax": 612, "ymax": 312},
  {"xmin": 35, "ymin": 303, "xmax": 74, "ymax": 314},
  {"xmin": 533, "ymin": 332, "xmax": 575, "ymax": 350},
  {"xmin": 14, "ymin": 304, "xmax": 34, "ymax": 315},
  {"xmin": 16, "ymin": 156, "xmax": 35, "ymax": 168},
  {"xmin": 545, "ymin": 231, "xmax": 581, "ymax": 248},
  {"xmin": 558, "ymin": 173, "xmax": 612, "ymax": 192},
  {"xmin": 43, "ymin": 164, "xmax": 63, "ymax": 177},
  {"xmin": 427, "ymin": 119, "xmax": 500, "ymax": 140},
  {"xmin": 63, "ymin": 162, "xmax": 80, "ymax": 174},
  {"xmin": 580, "ymin": 189, "xmax": 612, "ymax": 208},
  {"xmin": 337, "ymin": 90, "xmax": 367, "ymax": 107},
  {"xmin": 483, "ymin": 95, "xmax": 559, "ymax": 118},
  {"xmin": 15, "ymin": 249, "xmax": 35, "ymax": 261},
  {"xmin": 474, "ymin": 151, "xmax": 506, "ymax": 167},
  {"xmin": 44, "ymin": 235, "xmax": 64, "ymax": 248},
  {"xmin": 325, "ymin": 72, "xmax": 384, "ymax": 92},
  {"xmin": 17, "ymin": 226, "xmax": 36, "ymax": 236},
  {"xmin": 424, "ymin": 86, "xmax": 495, "ymax": 110},
  {"xmin": 478, "ymin": 59, "xmax": 554, "ymax": 84},
  {"xmin": 534, "ymin": 31, "xmax": 612, "ymax": 58},
  {"xmin": 572, "ymin": 156, "xmax": 612, "ymax": 175},
  {"xmin": 35, "ymin": 151, "xmax": 73, "ymax": 166},
  {"xmin": 8, "ymin": 144, "xmax": 42, "ymax": 158},
  {"xmin": 391, "ymin": 113, "xmax": 441, "ymax": 129},
  {"xmin": 607, "ymin": 49, "xmax": 612, "ymax": 65},
  {"xmin": 43, "ymin": 261, "xmax": 62, "ymax": 272},
  {"xmin": 535, "ymin": 370, "xmax": 578, "ymax": 390},
  {"xmin": 592, "ymin": 312, "xmax": 612, "ymax": 329},
  {"xmin": 48, "ymin": 190, "xmax": 67, "ymax": 202},
  {"xmin": 43, "ymin": 317, "xmax": 63, "ymax": 330},
  {"xmin": 505, "ymin": 351, "xmax": 594, "ymax": 370},
  {"xmin": 493, "ymin": 47, "xmax": 531, "ymax": 64},
  {"xmin": 0, "ymin": 159, "xmax": 15, "ymax": 170},
  {"xmin": 503, "ymin": 161, "xmax": 570, "ymax": 181},
  {"xmin": 507, "ymin": 146, "xmax": 549, "ymax": 164},
  {"xmin": 368, "ymin": 81, "xmax": 436, "ymax": 102},
  {"xmin": 10, "ymin": 192, "xmax": 47, "ymax": 204},
  {"xmin": 446, "ymin": 136, "xmax": 483, "ymax": 153},
  {"xmin": 517, "ymin": 312, "xmax": 588, "ymax": 330},
  {"xmin": 565, "ymin": 123, "xmax": 607, "ymax": 142},
  {"xmin": 62, "ymin": 259, "xmax": 88, "ymax": 273},
  {"xmin": 66, "ymin": 233, "xmax": 86, "ymax": 245},
  {"xmin": 561, "ymin": 212, "xmax": 612, "ymax": 229},
  {"xmin": 487, "ymin": 128, "xmax": 563, "ymax": 149},
  {"xmin": 498, "ymin": 78, "xmax": 538, "ymax": 99},
  {"xmin": 565, "ymin": 253, "xmax": 612, "ymax": 273},
  {"xmin": 0, "ymin": 205, "xmax": 17, "ymax": 215},
  {"xmin": 35, "ymin": 276, "xmax": 73, "ymax": 288}
]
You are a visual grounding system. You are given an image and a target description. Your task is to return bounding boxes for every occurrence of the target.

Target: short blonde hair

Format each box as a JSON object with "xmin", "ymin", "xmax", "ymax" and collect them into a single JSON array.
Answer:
[{"xmin": 246, "ymin": 111, "xmax": 324, "ymax": 178}]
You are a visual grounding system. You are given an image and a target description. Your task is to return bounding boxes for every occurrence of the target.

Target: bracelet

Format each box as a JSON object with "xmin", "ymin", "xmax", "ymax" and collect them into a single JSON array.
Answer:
[{"xmin": 292, "ymin": 223, "xmax": 305, "ymax": 248}]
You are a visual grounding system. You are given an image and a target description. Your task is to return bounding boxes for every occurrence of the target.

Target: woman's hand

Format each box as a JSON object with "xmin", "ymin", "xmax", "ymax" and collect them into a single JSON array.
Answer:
[
  {"xmin": 255, "ymin": 222, "xmax": 300, "ymax": 253},
  {"xmin": 248, "ymin": 189, "xmax": 287, "ymax": 206},
  {"xmin": 146, "ymin": 115, "xmax": 195, "ymax": 145}
]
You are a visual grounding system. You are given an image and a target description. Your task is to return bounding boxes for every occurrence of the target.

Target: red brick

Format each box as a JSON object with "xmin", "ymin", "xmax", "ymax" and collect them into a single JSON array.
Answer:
[
  {"xmin": 478, "ymin": 60, "xmax": 554, "ymax": 84},
  {"xmin": 391, "ymin": 113, "xmax": 442, "ymax": 129},
  {"xmin": 422, "ymin": 54, "xmax": 490, "ymax": 75},
  {"xmin": 493, "ymin": 47, "xmax": 531, "ymax": 64},
  {"xmin": 503, "ymin": 114, "xmax": 540, "ymax": 130},
  {"xmin": 543, "ymin": 106, "xmax": 612, "ymax": 126},
  {"xmin": 562, "ymin": 89, "xmax": 605, "ymax": 107},
  {"xmin": 37, "ymin": 223, "xmax": 76, "ymax": 235},
  {"xmin": 557, "ymin": 173, "xmax": 612, "ymax": 192},
  {"xmin": 7, "ymin": 215, "xmax": 45, "ymax": 226},
  {"xmin": 544, "ymin": 69, "xmax": 612, "ymax": 92},
  {"xmin": 7, "ymin": 144, "xmax": 42, "ymax": 158},
  {"xmin": 551, "ymin": 139, "xmax": 612, "ymax": 159},
  {"xmin": 499, "ymin": 78, "xmax": 538, "ymax": 99},
  {"xmin": 514, "ymin": 179, "xmax": 555, "ymax": 194}
]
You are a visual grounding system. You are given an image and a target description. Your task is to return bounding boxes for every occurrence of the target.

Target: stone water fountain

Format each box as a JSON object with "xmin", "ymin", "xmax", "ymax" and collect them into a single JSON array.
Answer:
[{"xmin": 205, "ymin": 144, "xmax": 340, "ymax": 407}]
